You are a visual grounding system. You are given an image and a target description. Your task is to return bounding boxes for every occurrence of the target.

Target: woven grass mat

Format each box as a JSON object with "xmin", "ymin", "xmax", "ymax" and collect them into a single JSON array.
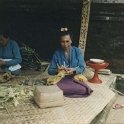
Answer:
[
  {"xmin": 0, "ymin": 75, "xmax": 115, "ymax": 124},
  {"xmin": 0, "ymin": 70, "xmax": 43, "ymax": 85}
]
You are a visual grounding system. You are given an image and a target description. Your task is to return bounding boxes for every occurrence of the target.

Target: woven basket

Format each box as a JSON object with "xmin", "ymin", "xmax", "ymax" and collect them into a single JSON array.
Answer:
[{"xmin": 34, "ymin": 85, "xmax": 64, "ymax": 108}]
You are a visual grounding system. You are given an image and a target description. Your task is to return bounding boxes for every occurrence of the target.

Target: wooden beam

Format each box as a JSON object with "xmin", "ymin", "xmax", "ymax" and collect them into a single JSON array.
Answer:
[
  {"xmin": 91, "ymin": 0, "xmax": 124, "ymax": 3},
  {"xmin": 78, "ymin": 0, "xmax": 91, "ymax": 56}
]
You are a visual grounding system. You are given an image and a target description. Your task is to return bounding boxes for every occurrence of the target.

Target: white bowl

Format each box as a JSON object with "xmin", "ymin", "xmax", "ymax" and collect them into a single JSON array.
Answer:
[{"xmin": 90, "ymin": 59, "xmax": 104, "ymax": 64}]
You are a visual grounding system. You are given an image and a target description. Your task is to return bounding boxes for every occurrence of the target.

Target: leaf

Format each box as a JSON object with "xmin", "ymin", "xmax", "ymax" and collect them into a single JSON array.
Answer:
[{"xmin": 13, "ymin": 97, "xmax": 19, "ymax": 107}]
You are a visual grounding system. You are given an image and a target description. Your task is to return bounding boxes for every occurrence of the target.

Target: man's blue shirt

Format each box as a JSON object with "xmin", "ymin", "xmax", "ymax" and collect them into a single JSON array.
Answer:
[{"xmin": 48, "ymin": 46, "xmax": 86, "ymax": 75}]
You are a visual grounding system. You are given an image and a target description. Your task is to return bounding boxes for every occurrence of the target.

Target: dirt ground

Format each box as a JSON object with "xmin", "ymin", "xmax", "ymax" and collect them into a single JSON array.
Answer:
[{"xmin": 105, "ymin": 95, "xmax": 124, "ymax": 124}]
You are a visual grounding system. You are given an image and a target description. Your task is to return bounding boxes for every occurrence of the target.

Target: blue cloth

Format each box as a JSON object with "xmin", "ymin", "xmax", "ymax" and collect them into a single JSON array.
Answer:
[
  {"xmin": 0, "ymin": 39, "xmax": 22, "ymax": 74},
  {"xmin": 48, "ymin": 46, "xmax": 86, "ymax": 75}
]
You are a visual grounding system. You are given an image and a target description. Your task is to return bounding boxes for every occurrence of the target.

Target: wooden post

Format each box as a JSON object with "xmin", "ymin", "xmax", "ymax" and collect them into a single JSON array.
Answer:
[{"xmin": 78, "ymin": 0, "xmax": 91, "ymax": 56}]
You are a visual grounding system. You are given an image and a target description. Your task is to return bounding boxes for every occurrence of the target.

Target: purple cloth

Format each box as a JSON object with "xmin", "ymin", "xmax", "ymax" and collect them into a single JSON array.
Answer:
[{"xmin": 57, "ymin": 76, "xmax": 93, "ymax": 98}]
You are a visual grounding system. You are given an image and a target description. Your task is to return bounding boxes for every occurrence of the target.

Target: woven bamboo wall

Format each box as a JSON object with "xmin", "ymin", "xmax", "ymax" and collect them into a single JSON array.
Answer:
[
  {"xmin": 85, "ymin": 3, "xmax": 124, "ymax": 73},
  {"xmin": 0, "ymin": 1, "xmax": 124, "ymax": 73},
  {"xmin": 0, "ymin": 0, "xmax": 83, "ymax": 60}
]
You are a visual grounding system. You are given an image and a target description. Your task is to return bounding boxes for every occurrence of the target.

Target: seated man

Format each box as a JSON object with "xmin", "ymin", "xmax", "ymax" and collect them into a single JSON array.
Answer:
[
  {"xmin": 48, "ymin": 27, "xmax": 93, "ymax": 98},
  {"xmin": 0, "ymin": 29, "xmax": 22, "ymax": 83}
]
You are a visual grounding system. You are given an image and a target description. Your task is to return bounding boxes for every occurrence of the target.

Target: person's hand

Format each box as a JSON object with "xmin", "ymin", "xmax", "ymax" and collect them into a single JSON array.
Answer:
[
  {"xmin": 0, "ymin": 60, "xmax": 6, "ymax": 66},
  {"xmin": 56, "ymin": 65, "xmax": 66, "ymax": 73},
  {"xmin": 65, "ymin": 68, "xmax": 76, "ymax": 75}
]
